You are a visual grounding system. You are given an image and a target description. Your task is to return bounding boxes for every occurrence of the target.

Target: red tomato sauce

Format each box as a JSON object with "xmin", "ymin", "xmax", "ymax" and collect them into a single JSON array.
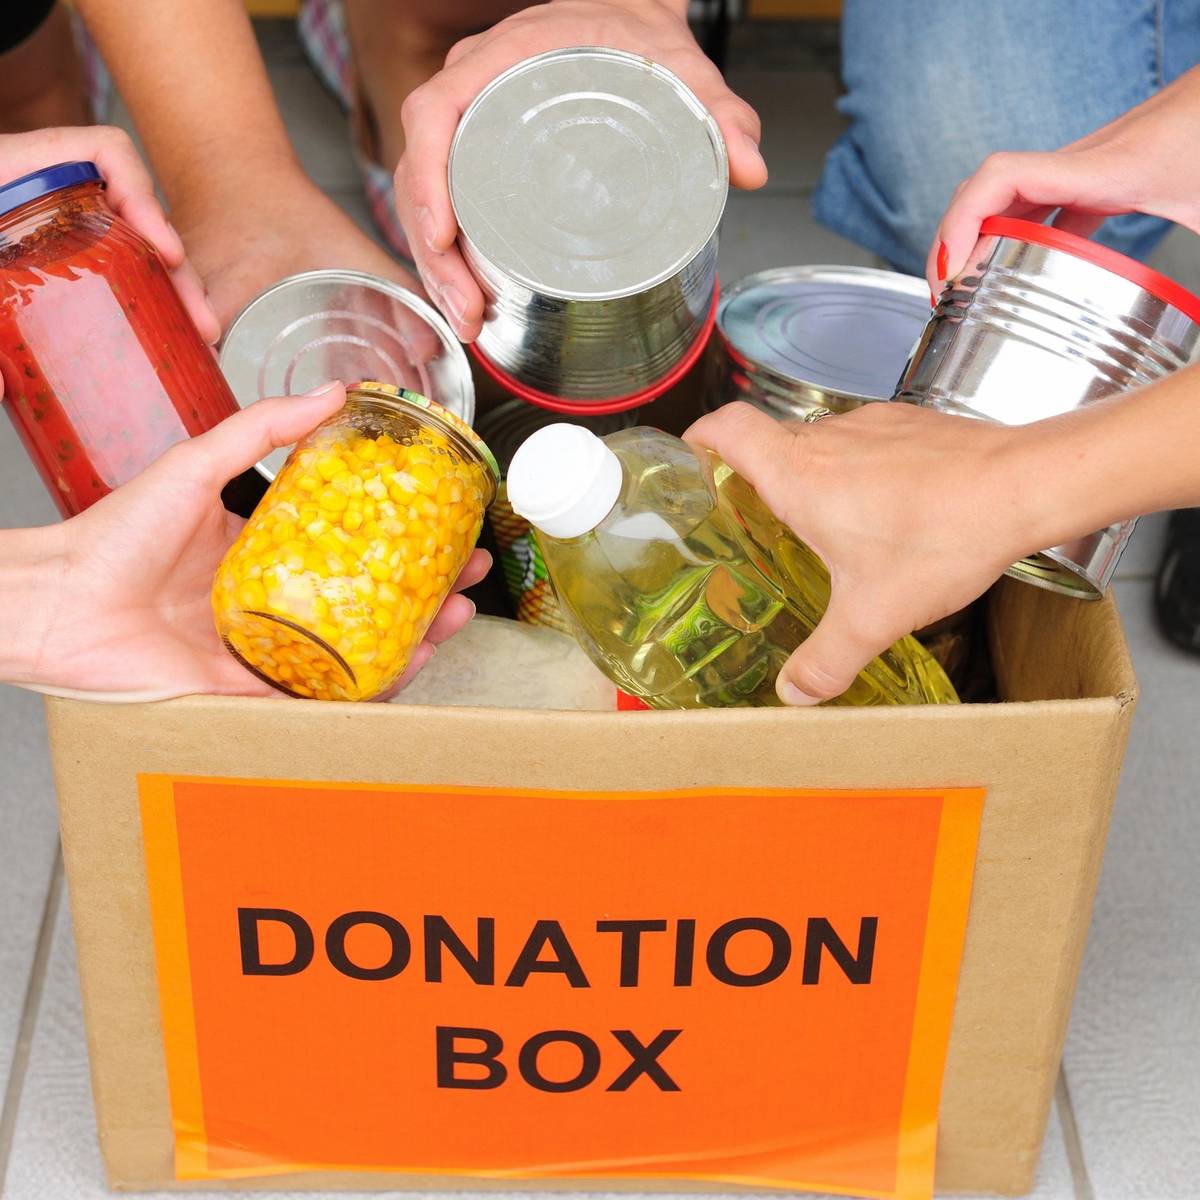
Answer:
[{"xmin": 0, "ymin": 182, "xmax": 238, "ymax": 517}]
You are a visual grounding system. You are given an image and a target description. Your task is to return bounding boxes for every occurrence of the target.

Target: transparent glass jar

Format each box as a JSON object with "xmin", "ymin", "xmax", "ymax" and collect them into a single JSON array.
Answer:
[
  {"xmin": 212, "ymin": 383, "xmax": 499, "ymax": 701},
  {"xmin": 0, "ymin": 162, "xmax": 239, "ymax": 517}
]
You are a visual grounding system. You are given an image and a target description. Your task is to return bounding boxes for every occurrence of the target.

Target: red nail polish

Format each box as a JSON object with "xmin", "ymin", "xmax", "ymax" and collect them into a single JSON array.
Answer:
[
  {"xmin": 930, "ymin": 292, "xmax": 937, "ymax": 308},
  {"xmin": 936, "ymin": 241, "xmax": 949, "ymax": 280}
]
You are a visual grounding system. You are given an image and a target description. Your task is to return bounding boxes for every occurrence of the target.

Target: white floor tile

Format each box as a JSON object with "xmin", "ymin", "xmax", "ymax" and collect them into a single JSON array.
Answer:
[
  {"xmin": 0, "ymin": 419, "xmax": 72, "ymax": 1104},
  {"xmin": 0, "ymin": 689, "xmax": 58, "ymax": 1105},
  {"xmin": 1063, "ymin": 580, "xmax": 1200, "ymax": 1200},
  {"xmin": 1115, "ymin": 513, "xmax": 1169, "ymax": 582}
]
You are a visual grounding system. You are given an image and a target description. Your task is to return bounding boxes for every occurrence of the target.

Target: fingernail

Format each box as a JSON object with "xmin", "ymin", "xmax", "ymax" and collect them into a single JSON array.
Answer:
[
  {"xmin": 742, "ymin": 133, "xmax": 766, "ymax": 170},
  {"xmin": 439, "ymin": 284, "xmax": 468, "ymax": 325},
  {"xmin": 302, "ymin": 381, "xmax": 341, "ymax": 396},
  {"xmin": 930, "ymin": 291, "xmax": 938, "ymax": 308},
  {"xmin": 779, "ymin": 680, "xmax": 822, "ymax": 707},
  {"xmin": 415, "ymin": 206, "xmax": 437, "ymax": 250},
  {"xmin": 936, "ymin": 240, "xmax": 949, "ymax": 281}
]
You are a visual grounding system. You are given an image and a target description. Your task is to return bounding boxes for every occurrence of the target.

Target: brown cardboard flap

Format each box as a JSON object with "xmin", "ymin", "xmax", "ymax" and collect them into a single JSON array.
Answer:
[
  {"xmin": 47, "ymin": 580, "xmax": 1137, "ymax": 1195},
  {"xmin": 990, "ymin": 578, "xmax": 1138, "ymax": 705}
]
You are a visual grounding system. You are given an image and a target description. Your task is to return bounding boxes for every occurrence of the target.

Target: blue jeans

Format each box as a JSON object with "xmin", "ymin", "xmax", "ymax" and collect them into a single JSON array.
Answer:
[{"xmin": 813, "ymin": 0, "xmax": 1200, "ymax": 274}]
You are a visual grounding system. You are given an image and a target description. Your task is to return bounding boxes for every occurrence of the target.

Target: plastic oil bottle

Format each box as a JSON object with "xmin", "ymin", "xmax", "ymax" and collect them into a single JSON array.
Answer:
[{"xmin": 506, "ymin": 424, "xmax": 958, "ymax": 708}]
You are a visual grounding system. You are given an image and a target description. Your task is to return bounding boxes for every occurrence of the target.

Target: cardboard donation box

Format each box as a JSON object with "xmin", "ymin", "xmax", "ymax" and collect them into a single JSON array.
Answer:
[{"xmin": 46, "ymin": 578, "xmax": 1137, "ymax": 1199}]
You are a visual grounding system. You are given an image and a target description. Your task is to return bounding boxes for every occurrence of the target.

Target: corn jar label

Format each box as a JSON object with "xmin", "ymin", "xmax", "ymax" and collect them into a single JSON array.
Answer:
[
  {"xmin": 139, "ymin": 773, "xmax": 983, "ymax": 1199},
  {"xmin": 490, "ymin": 482, "xmax": 571, "ymax": 635}
]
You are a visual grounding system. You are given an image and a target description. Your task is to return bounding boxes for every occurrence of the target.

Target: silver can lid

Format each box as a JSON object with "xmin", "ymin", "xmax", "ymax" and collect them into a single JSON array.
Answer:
[
  {"xmin": 218, "ymin": 269, "xmax": 475, "ymax": 480},
  {"xmin": 717, "ymin": 266, "xmax": 931, "ymax": 404},
  {"xmin": 449, "ymin": 47, "xmax": 728, "ymax": 301}
]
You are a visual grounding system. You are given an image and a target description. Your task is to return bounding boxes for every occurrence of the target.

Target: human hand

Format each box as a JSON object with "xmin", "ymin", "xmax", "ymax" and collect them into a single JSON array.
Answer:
[
  {"xmin": 0, "ymin": 125, "xmax": 219, "ymax": 343},
  {"xmin": 393, "ymin": 0, "xmax": 766, "ymax": 341},
  {"xmin": 9, "ymin": 382, "xmax": 488, "ymax": 702},
  {"xmin": 927, "ymin": 64, "xmax": 1200, "ymax": 294},
  {"xmin": 684, "ymin": 402, "xmax": 1058, "ymax": 706},
  {"xmin": 175, "ymin": 170, "xmax": 424, "ymax": 332}
]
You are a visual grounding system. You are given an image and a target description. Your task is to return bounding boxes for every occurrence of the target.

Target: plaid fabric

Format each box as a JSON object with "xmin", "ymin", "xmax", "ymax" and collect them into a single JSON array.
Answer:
[{"xmin": 298, "ymin": 0, "xmax": 413, "ymax": 260}]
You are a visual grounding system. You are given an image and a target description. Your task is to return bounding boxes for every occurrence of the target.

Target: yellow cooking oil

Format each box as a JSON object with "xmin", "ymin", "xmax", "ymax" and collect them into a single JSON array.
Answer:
[{"xmin": 508, "ymin": 426, "xmax": 958, "ymax": 709}]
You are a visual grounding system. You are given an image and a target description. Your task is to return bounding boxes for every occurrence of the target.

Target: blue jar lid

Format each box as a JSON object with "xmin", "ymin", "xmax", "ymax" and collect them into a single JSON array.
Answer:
[{"xmin": 0, "ymin": 161, "xmax": 102, "ymax": 220}]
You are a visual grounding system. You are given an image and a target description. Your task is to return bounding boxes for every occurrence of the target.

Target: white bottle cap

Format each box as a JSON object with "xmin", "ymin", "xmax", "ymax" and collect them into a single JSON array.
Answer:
[{"xmin": 507, "ymin": 424, "xmax": 623, "ymax": 539}]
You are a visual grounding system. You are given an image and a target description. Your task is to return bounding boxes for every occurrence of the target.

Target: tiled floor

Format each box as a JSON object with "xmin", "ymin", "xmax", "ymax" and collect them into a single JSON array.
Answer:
[{"xmin": 1, "ymin": 17, "xmax": 1198, "ymax": 1200}]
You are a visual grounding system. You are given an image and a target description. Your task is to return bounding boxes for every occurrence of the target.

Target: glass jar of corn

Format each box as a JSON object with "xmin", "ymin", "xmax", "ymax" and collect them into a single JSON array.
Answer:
[{"xmin": 212, "ymin": 382, "xmax": 499, "ymax": 700}]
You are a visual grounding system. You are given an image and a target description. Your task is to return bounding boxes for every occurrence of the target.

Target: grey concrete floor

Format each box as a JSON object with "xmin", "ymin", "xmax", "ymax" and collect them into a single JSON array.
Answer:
[{"xmin": 1, "ymin": 17, "xmax": 1199, "ymax": 1200}]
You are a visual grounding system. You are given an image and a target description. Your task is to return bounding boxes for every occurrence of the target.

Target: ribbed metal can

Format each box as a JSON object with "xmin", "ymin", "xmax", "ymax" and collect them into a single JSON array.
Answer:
[
  {"xmin": 703, "ymin": 265, "xmax": 932, "ymax": 418},
  {"xmin": 896, "ymin": 216, "xmax": 1200, "ymax": 598},
  {"xmin": 449, "ymin": 48, "xmax": 728, "ymax": 413},
  {"xmin": 477, "ymin": 399, "xmax": 635, "ymax": 629}
]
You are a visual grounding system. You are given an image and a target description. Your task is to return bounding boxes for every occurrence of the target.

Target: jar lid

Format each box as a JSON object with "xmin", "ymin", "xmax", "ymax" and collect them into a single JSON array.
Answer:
[
  {"xmin": 218, "ymin": 269, "xmax": 476, "ymax": 481},
  {"xmin": 352, "ymin": 381, "xmax": 501, "ymax": 485},
  {"xmin": 717, "ymin": 265, "xmax": 931, "ymax": 406},
  {"xmin": 0, "ymin": 161, "xmax": 101, "ymax": 219},
  {"xmin": 979, "ymin": 216, "xmax": 1200, "ymax": 326},
  {"xmin": 449, "ymin": 47, "xmax": 728, "ymax": 301}
]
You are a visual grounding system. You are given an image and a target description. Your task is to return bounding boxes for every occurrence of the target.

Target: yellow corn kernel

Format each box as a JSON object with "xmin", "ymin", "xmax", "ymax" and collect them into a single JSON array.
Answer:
[
  {"xmin": 342, "ymin": 508, "xmax": 364, "ymax": 533},
  {"xmin": 319, "ymin": 489, "xmax": 348, "ymax": 512},
  {"xmin": 315, "ymin": 453, "xmax": 344, "ymax": 481},
  {"xmin": 403, "ymin": 560, "xmax": 427, "ymax": 589},
  {"xmin": 410, "ymin": 462, "xmax": 438, "ymax": 494},
  {"xmin": 237, "ymin": 580, "xmax": 267, "ymax": 610},
  {"xmin": 367, "ymin": 558, "xmax": 392, "ymax": 582}
]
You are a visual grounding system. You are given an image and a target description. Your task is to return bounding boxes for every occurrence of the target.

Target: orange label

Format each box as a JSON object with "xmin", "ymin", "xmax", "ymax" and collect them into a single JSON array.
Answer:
[{"xmin": 139, "ymin": 777, "xmax": 983, "ymax": 1199}]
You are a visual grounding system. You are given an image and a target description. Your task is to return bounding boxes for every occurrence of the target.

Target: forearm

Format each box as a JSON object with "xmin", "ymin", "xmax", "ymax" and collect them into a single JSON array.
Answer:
[
  {"xmin": 1015, "ymin": 364, "xmax": 1200, "ymax": 550},
  {"xmin": 74, "ymin": 0, "xmax": 304, "ymax": 221},
  {"xmin": 0, "ymin": 526, "xmax": 65, "ymax": 686}
]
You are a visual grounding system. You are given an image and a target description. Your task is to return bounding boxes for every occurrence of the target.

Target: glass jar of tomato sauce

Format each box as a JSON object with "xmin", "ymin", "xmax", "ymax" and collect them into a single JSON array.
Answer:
[
  {"xmin": 0, "ymin": 161, "xmax": 239, "ymax": 517},
  {"xmin": 212, "ymin": 383, "xmax": 499, "ymax": 701}
]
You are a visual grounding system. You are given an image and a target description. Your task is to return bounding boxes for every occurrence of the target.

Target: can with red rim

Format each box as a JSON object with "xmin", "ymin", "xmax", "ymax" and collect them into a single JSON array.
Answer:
[
  {"xmin": 448, "ymin": 48, "xmax": 728, "ymax": 414},
  {"xmin": 896, "ymin": 216, "xmax": 1200, "ymax": 599}
]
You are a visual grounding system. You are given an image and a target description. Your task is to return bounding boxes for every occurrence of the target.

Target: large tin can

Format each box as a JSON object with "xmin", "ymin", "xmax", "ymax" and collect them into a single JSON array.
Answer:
[
  {"xmin": 477, "ymin": 399, "xmax": 635, "ymax": 630},
  {"xmin": 896, "ymin": 216, "xmax": 1200, "ymax": 598},
  {"xmin": 704, "ymin": 265, "xmax": 932, "ymax": 419},
  {"xmin": 449, "ymin": 48, "xmax": 728, "ymax": 414}
]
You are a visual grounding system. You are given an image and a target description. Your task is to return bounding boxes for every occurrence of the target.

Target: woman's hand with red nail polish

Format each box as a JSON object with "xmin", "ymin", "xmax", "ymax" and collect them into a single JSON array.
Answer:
[{"xmin": 925, "ymin": 63, "xmax": 1200, "ymax": 294}]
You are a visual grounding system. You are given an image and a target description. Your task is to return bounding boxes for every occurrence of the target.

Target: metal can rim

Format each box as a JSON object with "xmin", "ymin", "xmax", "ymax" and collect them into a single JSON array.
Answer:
[
  {"xmin": 347, "ymin": 381, "xmax": 501, "ymax": 492},
  {"xmin": 980, "ymin": 216, "xmax": 1200, "ymax": 326},
  {"xmin": 716, "ymin": 264, "xmax": 930, "ymax": 405},
  {"xmin": 448, "ymin": 46, "xmax": 729, "ymax": 302}
]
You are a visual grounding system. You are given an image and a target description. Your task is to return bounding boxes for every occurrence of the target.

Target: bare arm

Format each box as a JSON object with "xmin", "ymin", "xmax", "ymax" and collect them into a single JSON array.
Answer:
[
  {"xmin": 687, "ymin": 364, "xmax": 1200, "ymax": 705},
  {"xmin": 76, "ymin": 0, "xmax": 420, "ymax": 325}
]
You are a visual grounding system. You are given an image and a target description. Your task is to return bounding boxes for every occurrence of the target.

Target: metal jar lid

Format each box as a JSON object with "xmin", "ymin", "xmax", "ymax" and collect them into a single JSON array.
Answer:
[
  {"xmin": 218, "ymin": 269, "xmax": 475, "ymax": 480},
  {"xmin": 350, "ymin": 382, "xmax": 500, "ymax": 485},
  {"xmin": 448, "ymin": 47, "xmax": 728, "ymax": 301},
  {"xmin": 716, "ymin": 265, "xmax": 932, "ymax": 413}
]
